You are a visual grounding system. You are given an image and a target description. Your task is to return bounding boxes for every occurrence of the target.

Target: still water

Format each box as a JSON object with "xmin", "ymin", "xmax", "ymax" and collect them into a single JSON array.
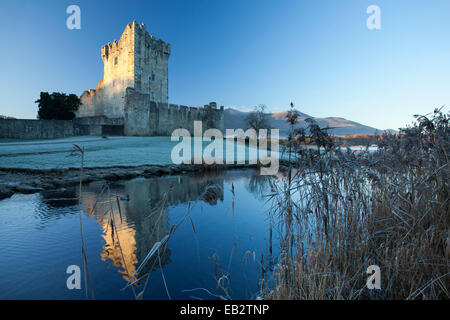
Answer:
[{"xmin": 0, "ymin": 169, "xmax": 279, "ymax": 299}]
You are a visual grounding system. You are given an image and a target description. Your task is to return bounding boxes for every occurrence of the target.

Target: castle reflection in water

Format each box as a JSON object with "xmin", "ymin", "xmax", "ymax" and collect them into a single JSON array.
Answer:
[
  {"xmin": 79, "ymin": 172, "xmax": 226, "ymax": 283},
  {"xmin": 24, "ymin": 169, "xmax": 274, "ymax": 299}
]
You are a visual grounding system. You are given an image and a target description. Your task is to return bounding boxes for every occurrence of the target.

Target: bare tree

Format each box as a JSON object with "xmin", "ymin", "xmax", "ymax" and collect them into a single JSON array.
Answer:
[{"xmin": 246, "ymin": 104, "xmax": 271, "ymax": 131}]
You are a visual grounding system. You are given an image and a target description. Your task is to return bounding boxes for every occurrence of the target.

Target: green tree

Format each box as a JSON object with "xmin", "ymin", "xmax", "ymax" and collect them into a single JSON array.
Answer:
[{"xmin": 35, "ymin": 92, "xmax": 81, "ymax": 120}]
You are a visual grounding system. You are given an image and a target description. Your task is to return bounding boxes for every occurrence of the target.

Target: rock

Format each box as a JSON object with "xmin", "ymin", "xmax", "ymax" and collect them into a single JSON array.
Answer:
[
  {"xmin": 29, "ymin": 178, "xmax": 41, "ymax": 186},
  {"xmin": 158, "ymin": 167, "xmax": 171, "ymax": 175},
  {"xmin": 99, "ymin": 173, "xmax": 118, "ymax": 181},
  {"xmin": 6, "ymin": 182, "xmax": 20, "ymax": 188},
  {"xmin": 0, "ymin": 186, "xmax": 14, "ymax": 200},
  {"xmin": 130, "ymin": 170, "xmax": 144, "ymax": 177},
  {"xmin": 202, "ymin": 184, "xmax": 223, "ymax": 205},
  {"xmin": 40, "ymin": 182, "xmax": 56, "ymax": 190},
  {"xmin": 180, "ymin": 165, "xmax": 195, "ymax": 172},
  {"xmin": 143, "ymin": 167, "xmax": 160, "ymax": 175},
  {"xmin": 12, "ymin": 184, "xmax": 43, "ymax": 194},
  {"xmin": 143, "ymin": 166, "xmax": 170, "ymax": 176},
  {"xmin": 80, "ymin": 175, "xmax": 93, "ymax": 183},
  {"xmin": 169, "ymin": 166, "xmax": 182, "ymax": 173},
  {"xmin": 116, "ymin": 170, "xmax": 138, "ymax": 180},
  {"xmin": 53, "ymin": 179, "xmax": 71, "ymax": 187}
]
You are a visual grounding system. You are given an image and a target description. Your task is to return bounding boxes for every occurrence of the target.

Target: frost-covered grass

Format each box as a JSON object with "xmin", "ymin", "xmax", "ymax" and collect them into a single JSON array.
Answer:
[
  {"xmin": 0, "ymin": 136, "xmax": 179, "ymax": 169},
  {"xmin": 262, "ymin": 109, "xmax": 449, "ymax": 300},
  {"xmin": 0, "ymin": 136, "xmax": 270, "ymax": 169}
]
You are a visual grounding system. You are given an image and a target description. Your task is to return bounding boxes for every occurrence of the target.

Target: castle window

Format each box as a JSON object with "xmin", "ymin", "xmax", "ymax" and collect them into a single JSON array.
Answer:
[
  {"xmin": 148, "ymin": 73, "xmax": 155, "ymax": 85},
  {"xmin": 151, "ymin": 92, "xmax": 155, "ymax": 100},
  {"xmin": 136, "ymin": 75, "xmax": 141, "ymax": 90},
  {"xmin": 114, "ymin": 57, "xmax": 118, "ymax": 65}
]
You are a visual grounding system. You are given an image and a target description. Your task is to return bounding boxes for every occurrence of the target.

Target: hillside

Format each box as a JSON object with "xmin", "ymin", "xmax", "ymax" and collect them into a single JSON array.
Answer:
[{"xmin": 224, "ymin": 108, "xmax": 394, "ymax": 137}]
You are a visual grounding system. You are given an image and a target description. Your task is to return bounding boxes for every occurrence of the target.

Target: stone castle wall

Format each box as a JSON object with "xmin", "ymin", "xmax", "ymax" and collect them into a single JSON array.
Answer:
[
  {"xmin": 0, "ymin": 119, "xmax": 75, "ymax": 139},
  {"xmin": 73, "ymin": 116, "xmax": 124, "ymax": 136},
  {"xmin": 134, "ymin": 23, "xmax": 170, "ymax": 104},
  {"xmin": 0, "ymin": 117, "xmax": 126, "ymax": 139},
  {"xmin": 124, "ymin": 88, "xmax": 224, "ymax": 136},
  {"xmin": 0, "ymin": 104, "xmax": 223, "ymax": 139}
]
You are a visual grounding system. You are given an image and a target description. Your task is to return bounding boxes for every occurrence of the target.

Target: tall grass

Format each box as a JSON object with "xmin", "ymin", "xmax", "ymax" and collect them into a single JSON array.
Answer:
[{"xmin": 262, "ymin": 109, "xmax": 449, "ymax": 299}]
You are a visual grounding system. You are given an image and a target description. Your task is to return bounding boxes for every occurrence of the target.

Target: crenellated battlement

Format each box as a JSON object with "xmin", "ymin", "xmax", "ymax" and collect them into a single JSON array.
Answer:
[
  {"xmin": 101, "ymin": 23, "xmax": 134, "ymax": 62},
  {"xmin": 134, "ymin": 21, "xmax": 171, "ymax": 56},
  {"xmin": 100, "ymin": 21, "xmax": 171, "ymax": 60},
  {"xmin": 123, "ymin": 88, "xmax": 224, "ymax": 136}
]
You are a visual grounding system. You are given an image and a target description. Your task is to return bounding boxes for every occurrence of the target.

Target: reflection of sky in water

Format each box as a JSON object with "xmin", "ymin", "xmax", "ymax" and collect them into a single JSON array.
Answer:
[
  {"xmin": 0, "ymin": 169, "xmax": 279, "ymax": 299},
  {"xmin": 0, "ymin": 136, "xmax": 280, "ymax": 169}
]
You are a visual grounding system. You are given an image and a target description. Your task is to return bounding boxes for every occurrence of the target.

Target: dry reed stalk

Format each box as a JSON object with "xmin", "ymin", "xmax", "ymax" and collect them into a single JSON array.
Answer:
[{"xmin": 262, "ymin": 109, "xmax": 449, "ymax": 300}]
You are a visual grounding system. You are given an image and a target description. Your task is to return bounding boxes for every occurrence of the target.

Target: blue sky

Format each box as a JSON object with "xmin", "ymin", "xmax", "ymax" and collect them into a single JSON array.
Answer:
[{"xmin": 0, "ymin": 0, "xmax": 449, "ymax": 130}]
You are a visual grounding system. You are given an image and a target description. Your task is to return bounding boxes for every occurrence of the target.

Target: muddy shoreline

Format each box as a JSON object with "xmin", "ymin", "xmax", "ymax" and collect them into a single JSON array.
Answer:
[{"xmin": 0, "ymin": 163, "xmax": 275, "ymax": 200}]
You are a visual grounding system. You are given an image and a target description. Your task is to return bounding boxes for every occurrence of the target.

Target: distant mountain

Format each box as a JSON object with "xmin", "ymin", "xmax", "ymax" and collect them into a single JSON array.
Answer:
[{"xmin": 224, "ymin": 108, "xmax": 395, "ymax": 137}]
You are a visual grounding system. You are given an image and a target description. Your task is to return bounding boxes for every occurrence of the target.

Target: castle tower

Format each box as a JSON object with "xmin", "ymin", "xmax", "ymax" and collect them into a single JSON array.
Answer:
[{"xmin": 77, "ymin": 21, "xmax": 170, "ymax": 118}]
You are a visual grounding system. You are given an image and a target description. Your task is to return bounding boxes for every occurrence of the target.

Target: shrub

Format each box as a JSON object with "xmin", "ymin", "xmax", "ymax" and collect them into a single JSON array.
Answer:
[{"xmin": 35, "ymin": 91, "xmax": 81, "ymax": 120}]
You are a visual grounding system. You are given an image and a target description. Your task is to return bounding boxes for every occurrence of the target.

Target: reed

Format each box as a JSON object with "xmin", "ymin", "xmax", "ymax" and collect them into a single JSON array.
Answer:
[
  {"xmin": 71, "ymin": 144, "xmax": 95, "ymax": 300},
  {"xmin": 262, "ymin": 109, "xmax": 449, "ymax": 300}
]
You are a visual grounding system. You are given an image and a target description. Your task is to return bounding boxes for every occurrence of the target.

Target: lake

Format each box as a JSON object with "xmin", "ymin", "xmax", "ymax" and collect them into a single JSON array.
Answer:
[{"xmin": 0, "ymin": 169, "xmax": 279, "ymax": 300}]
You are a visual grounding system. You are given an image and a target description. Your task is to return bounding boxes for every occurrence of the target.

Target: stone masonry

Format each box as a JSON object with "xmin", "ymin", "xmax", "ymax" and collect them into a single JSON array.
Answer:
[{"xmin": 76, "ymin": 21, "xmax": 223, "ymax": 136}]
